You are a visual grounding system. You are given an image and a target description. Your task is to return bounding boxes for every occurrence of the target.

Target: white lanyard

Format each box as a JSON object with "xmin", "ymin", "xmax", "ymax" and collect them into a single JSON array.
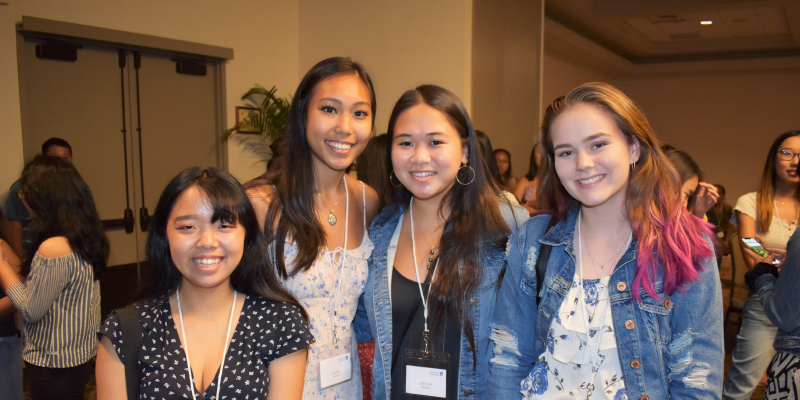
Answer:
[
  {"xmin": 409, "ymin": 197, "xmax": 440, "ymax": 353},
  {"xmin": 316, "ymin": 175, "xmax": 350, "ymax": 344},
  {"xmin": 176, "ymin": 287, "xmax": 237, "ymax": 400}
]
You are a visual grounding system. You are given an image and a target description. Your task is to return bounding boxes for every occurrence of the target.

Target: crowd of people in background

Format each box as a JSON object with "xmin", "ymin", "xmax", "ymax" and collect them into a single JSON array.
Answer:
[{"xmin": 0, "ymin": 56, "xmax": 797, "ymax": 400}]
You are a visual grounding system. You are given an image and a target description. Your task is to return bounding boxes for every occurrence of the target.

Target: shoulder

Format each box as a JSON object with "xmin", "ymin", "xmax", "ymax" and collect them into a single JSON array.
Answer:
[
  {"xmin": 37, "ymin": 237, "xmax": 74, "ymax": 259},
  {"xmin": 354, "ymin": 177, "xmax": 380, "ymax": 224},
  {"xmin": 498, "ymin": 199, "xmax": 529, "ymax": 230},
  {"xmin": 246, "ymin": 183, "xmax": 275, "ymax": 207},
  {"xmin": 734, "ymin": 192, "xmax": 757, "ymax": 210}
]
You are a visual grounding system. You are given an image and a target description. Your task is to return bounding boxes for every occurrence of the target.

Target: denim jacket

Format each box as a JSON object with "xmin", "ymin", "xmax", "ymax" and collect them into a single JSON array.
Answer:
[
  {"xmin": 488, "ymin": 207, "xmax": 724, "ymax": 399},
  {"xmin": 755, "ymin": 227, "xmax": 800, "ymax": 356},
  {"xmin": 354, "ymin": 201, "xmax": 528, "ymax": 400}
]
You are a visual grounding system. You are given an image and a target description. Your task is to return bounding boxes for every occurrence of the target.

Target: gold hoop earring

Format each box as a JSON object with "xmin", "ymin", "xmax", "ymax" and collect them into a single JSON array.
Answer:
[
  {"xmin": 389, "ymin": 171, "xmax": 403, "ymax": 188},
  {"xmin": 456, "ymin": 164, "xmax": 475, "ymax": 185}
]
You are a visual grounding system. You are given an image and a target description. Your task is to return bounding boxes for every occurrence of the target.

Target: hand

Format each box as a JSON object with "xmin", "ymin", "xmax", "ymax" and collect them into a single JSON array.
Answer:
[
  {"xmin": 693, "ymin": 182, "xmax": 719, "ymax": 216},
  {"xmin": 741, "ymin": 246, "xmax": 782, "ymax": 268}
]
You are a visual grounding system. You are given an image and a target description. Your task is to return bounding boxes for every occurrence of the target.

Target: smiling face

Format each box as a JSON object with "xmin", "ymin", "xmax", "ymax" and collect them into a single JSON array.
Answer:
[
  {"xmin": 166, "ymin": 186, "xmax": 245, "ymax": 291},
  {"xmin": 495, "ymin": 151, "xmax": 510, "ymax": 175},
  {"xmin": 551, "ymin": 103, "xmax": 640, "ymax": 211},
  {"xmin": 775, "ymin": 136, "xmax": 800, "ymax": 186},
  {"xmin": 391, "ymin": 103, "xmax": 468, "ymax": 204},
  {"xmin": 305, "ymin": 73, "xmax": 373, "ymax": 173}
]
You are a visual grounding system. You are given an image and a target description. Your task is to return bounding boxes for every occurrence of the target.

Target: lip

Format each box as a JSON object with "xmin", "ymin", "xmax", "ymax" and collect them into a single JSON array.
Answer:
[
  {"xmin": 788, "ymin": 170, "xmax": 798, "ymax": 177},
  {"xmin": 576, "ymin": 174, "xmax": 605, "ymax": 188},
  {"xmin": 325, "ymin": 140, "xmax": 355, "ymax": 154},
  {"xmin": 409, "ymin": 171, "xmax": 436, "ymax": 181}
]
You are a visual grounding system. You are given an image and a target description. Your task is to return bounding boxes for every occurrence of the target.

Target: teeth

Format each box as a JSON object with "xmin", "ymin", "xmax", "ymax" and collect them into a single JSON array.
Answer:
[
  {"xmin": 579, "ymin": 175, "xmax": 603, "ymax": 185},
  {"xmin": 193, "ymin": 258, "xmax": 222, "ymax": 267},
  {"xmin": 411, "ymin": 172, "xmax": 435, "ymax": 177},
  {"xmin": 326, "ymin": 141, "xmax": 353, "ymax": 150}
]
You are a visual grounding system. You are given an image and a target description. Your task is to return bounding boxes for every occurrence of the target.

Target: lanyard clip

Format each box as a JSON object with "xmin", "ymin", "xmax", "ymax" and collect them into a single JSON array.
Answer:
[
  {"xmin": 423, "ymin": 329, "xmax": 430, "ymax": 354},
  {"xmin": 585, "ymin": 383, "xmax": 594, "ymax": 399}
]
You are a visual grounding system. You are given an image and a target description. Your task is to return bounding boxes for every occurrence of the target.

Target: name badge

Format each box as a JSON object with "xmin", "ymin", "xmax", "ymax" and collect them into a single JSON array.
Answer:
[
  {"xmin": 406, "ymin": 365, "xmax": 447, "ymax": 398},
  {"xmin": 319, "ymin": 353, "xmax": 353, "ymax": 389}
]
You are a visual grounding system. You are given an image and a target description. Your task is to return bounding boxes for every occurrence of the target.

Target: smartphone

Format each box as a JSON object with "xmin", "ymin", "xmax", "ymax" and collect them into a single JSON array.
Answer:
[{"xmin": 741, "ymin": 237, "xmax": 781, "ymax": 265}]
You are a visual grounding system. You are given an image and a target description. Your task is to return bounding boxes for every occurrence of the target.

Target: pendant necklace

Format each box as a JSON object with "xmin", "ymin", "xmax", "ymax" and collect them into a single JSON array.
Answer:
[
  {"xmin": 317, "ymin": 177, "xmax": 345, "ymax": 226},
  {"xmin": 581, "ymin": 229, "xmax": 630, "ymax": 271}
]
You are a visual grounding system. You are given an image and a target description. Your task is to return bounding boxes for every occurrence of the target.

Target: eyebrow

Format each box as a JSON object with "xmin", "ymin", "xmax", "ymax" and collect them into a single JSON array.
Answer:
[
  {"xmin": 173, "ymin": 215, "xmax": 198, "ymax": 222},
  {"xmin": 319, "ymin": 97, "xmax": 371, "ymax": 108},
  {"xmin": 395, "ymin": 132, "xmax": 445, "ymax": 138},
  {"xmin": 553, "ymin": 132, "xmax": 611, "ymax": 150}
]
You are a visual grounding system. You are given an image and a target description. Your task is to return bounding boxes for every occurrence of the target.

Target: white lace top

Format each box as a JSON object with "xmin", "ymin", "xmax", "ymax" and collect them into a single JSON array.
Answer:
[{"xmin": 521, "ymin": 274, "xmax": 628, "ymax": 400}]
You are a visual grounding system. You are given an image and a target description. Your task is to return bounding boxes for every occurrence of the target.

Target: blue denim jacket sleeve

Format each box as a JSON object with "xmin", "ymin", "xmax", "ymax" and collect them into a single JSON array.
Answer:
[
  {"xmin": 487, "ymin": 221, "xmax": 539, "ymax": 399},
  {"xmin": 756, "ymin": 229, "xmax": 800, "ymax": 333},
  {"xmin": 354, "ymin": 292, "xmax": 372, "ymax": 344},
  {"xmin": 665, "ymin": 247, "xmax": 725, "ymax": 398}
]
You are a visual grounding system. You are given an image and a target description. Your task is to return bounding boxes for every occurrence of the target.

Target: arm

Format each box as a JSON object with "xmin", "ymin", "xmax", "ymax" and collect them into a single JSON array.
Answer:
[
  {"xmin": 736, "ymin": 211, "xmax": 758, "ymax": 269},
  {"xmin": 513, "ymin": 177, "xmax": 529, "ymax": 204},
  {"xmin": 666, "ymin": 252, "xmax": 724, "ymax": 398},
  {"xmin": 4, "ymin": 237, "xmax": 73, "ymax": 323},
  {"xmin": 753, "ymin": 232, "xmax": 800, "ymax": 332},
  {"xmin": 266, "ymin": 348, "xmax": 307, "ymax": 400},
  {"xmin": 487, "ymin": 226, "xmax": 538, "ymax": 399},
  {"xmin": 6, "ymin": 220, "xmax": 23, "ymax": 259},
  {"xmin": 95, "ymin": 335, "xmax": 128, "ymax": 400},
  {"xmin": 0, "ymin": 240, "xmax": 22, "ymax": 318}
]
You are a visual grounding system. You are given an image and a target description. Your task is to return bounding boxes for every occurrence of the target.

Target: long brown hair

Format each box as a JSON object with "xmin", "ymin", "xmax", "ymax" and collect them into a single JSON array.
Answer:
[
  {"xmin": 384, "ymin": 85, "xmax": 510, "ymax": 366},
  {"xmin": 252, "ymin": 57, "xmax": 376, "ymax": 279},
  {"xmin": 756, "ymin": 131, "xmax": 800, "ymax": 233},
  {"xmin": 537, "ymin": 83, "xmax": 713, "ymax": 299}
]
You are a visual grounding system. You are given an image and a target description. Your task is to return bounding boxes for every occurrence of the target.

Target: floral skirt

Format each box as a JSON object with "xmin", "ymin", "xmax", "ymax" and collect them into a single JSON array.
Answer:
[{"xmin": 765, "ymin": 351, "xmax": 800, "ymax": 400}]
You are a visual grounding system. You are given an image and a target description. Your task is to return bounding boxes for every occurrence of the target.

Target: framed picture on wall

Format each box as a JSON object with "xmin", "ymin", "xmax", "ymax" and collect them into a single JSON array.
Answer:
[{"xmin": 235, "ymin": 106, "xmax": 261, "ymax": 134}]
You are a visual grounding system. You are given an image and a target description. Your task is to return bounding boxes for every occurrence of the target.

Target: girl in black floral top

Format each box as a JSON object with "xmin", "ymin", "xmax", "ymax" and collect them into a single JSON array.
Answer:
[{"xmin": 95, "ymin": 168, "xmax": 314, "ymax": 400}]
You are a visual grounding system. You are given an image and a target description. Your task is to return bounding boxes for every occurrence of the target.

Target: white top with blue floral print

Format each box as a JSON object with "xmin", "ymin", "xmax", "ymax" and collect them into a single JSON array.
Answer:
[{"xmin": 521, "ymin": 274, "xmax": 627, "ymax": 400}]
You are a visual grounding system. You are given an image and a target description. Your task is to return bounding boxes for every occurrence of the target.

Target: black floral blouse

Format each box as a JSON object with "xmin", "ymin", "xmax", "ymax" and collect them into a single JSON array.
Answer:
[{"xmin": 98, "ymin": 295, "xmax": 314, "ymax": 400}]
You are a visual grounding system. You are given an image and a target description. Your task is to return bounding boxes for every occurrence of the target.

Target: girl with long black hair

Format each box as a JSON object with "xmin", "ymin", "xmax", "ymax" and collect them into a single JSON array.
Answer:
[
  {"xmin": 354, "ymin": 84, "xmax": 527, "ymax": 399},
  {"xmin": 0, "ymin": 155, "xmax": 109, "ymax": 400},
  {"xmin": 246, "ymin": 57, "xmax": 380, "ymax": 399}
]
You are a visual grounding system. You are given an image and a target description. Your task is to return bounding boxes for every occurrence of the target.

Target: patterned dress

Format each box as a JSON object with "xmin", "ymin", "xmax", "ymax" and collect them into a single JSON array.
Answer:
[
  {"xmin": 522, "ymin": 275, "xmax": 627, "ymax": 400},
  {"xmin": 282, "ymin": 182, "xmax": 373, "ymax": 400}
]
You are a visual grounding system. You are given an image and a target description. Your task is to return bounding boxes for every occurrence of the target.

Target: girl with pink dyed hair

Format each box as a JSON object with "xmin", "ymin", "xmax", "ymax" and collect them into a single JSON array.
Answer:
[{"xmin": 488, "ymin": 82, "xmax": 723, "ymax": 399}]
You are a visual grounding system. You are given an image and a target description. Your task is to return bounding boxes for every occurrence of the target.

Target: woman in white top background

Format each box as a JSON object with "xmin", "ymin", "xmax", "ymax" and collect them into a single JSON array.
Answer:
[
  {"xmin": 246, "ymin": 57, "xmax": 380, "ymax": 399},
  {"xmin": 723, "ymin": 130, "xmax": 800, "ymax": 400}
]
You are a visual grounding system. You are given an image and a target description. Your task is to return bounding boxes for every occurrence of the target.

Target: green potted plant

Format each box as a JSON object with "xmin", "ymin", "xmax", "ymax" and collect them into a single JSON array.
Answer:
[{"xmin": 223, "ymin": 85, "xmax": 291, "ymax": 161}]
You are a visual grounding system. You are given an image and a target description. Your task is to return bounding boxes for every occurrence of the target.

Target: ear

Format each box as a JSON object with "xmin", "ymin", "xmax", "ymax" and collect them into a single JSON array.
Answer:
[
  {"xmin": 629, "ymin": 138, "xmax": 641, "ymax": 164},
  {"xmin": 462, "ymin": 144, "xmax": 469, "ymax": 165}
]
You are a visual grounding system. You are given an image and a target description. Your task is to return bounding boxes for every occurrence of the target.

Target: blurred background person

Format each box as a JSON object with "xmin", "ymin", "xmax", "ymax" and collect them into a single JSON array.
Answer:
[
  {"xmin": 515, "ymin": 143, "xmax": 542, "ymax": 216},
  {"xmin": 4, "ymin": 137, "xmax": 74, "ymax": 258},
  {"xmin": 0, "ymin": 207, "xmax": 23, "ymax": 400},
  {"xmin": 0, "ymin": 155, "xmax": 109, "ymax": 400},
  {"xmin": 476, "ymin": 130, "xmax": 519, "ymax": 205},
  {"xmin": 494, "ymin": 148, "xmax": 518, "ymax": 192},
  {"xmin": 707, "ymin": 183, "xmax": 736, "ymax": 257},
  {"xmin": 724, "ymin": 130, "xmax": 800, "ymax": 400},
  {"xmin": 355, "ymin": 133, "xmax": 389, "ymax": 211},
  {"xmin": 664, "ymin": 148, "xmax": 719, "ymax": 218}
]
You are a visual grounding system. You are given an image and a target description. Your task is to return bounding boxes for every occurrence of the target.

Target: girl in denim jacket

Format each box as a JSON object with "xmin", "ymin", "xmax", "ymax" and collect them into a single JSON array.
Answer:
[
  {"xmin": 354, "ymin": 85, "xmax": 527, "ymax": 399},
  {"xmin": 488, "ymin": 83, "xmax": 724, "ymax": 399}
]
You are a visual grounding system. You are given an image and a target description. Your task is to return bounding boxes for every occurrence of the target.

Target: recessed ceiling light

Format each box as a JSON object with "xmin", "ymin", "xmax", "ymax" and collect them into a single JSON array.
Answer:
[{"xmin": 701, "ymin": 20, "xmax": 713, "ymax": 25}]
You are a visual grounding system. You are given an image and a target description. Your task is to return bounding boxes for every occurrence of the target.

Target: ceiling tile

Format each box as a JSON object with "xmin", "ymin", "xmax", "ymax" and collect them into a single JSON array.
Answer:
[
  {"xmin": 625, "ymin": 17, "xmax": 672, "ymax": 42},
  {"xmin": 655, "ymin": 21, "xmax": 696, "ymax": 35},
  {"xmin": 757, "ymin": 6, "xmax": 790, "ymax": 36},
  {"xmin": 719, "ymin": 8, "xmax": 766, "ymax": 37}
]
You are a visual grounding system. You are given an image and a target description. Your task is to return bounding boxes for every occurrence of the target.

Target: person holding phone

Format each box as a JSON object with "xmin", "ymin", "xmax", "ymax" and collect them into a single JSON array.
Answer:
[
  {"xmin": 488, "ymin": 83, "xmax": 723, "ymax": 399},
  {"xmin": 743, "ymin": 230, "xmax": 797, "ymax": 399},
  {"xmin": 724, "ymin": 131, "xmax": 800, "ymax": 400}
]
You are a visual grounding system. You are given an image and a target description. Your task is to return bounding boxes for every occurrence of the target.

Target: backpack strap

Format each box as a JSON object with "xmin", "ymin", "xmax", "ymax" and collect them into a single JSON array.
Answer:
[
  {"xmin": 535, "ymin": 216, "xmax": 558, "ymax": 303},
  {"xmin": 116, "ymin": 305, "xmax": 143, "ymax": 400}
]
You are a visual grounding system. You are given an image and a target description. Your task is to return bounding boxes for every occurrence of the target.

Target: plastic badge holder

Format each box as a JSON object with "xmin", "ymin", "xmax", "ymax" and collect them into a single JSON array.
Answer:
[
  {"xmin": 312, "ymin": 336, "xmax": 353, "ymax": 390},
  {"xmin": 404, "ymin": 349, "xmax": 450, "ymax": 398}
]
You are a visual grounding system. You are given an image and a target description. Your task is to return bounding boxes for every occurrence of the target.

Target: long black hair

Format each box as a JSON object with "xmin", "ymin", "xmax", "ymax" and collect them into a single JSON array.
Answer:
[
  {"xmin": 252, "ymin": 57, "xmax": 376, "ymax": 279},
  {"xmin": 355, "ymin": 133, "xmax": 389, "ymax": 210},
  {"xmin": 140, "ymin": 167, "xmax": 306, "ymax": 319},
  {"xmin": 384, "ymin": 85, "xmax": 510, "ymax": 366},
  {"xmin": 20, "ymin": 155, "xmax": 109, "ymax": 279},
  {"xmin": 475, "ymin": 130, "xmax": 503, "ymax": 186},
  {"xmin": 525, "ymin": 143, "xmax": 539, "ymax": 181},
  {"xmin": 665, "ymin": 149, "xmax": 703, "ymax": 210}
]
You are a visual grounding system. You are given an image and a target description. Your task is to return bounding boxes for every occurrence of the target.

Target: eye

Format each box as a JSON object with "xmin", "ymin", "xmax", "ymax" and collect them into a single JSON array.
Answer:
[
  {"xmin": 354, "ymin": 110, "xmax": 370, "ymax": 118},
  {"xmin": 176, "ymin": 224, "xmax": 194, "ymax": 231},
  {"xmin": 321, "ymin": 105, "xmax": 336, "ymax": 114},
  {"xmin": 219, "ymin": 222, "xmax": 237, "ymax": 229},
  {"xmin": 591, "ymin": 142, "xmax": 607, "ymax": 150},
  {"xmin": 557, "ymin": 150, "xmax": 574, "ymax": 157},
  {"xmin": 430, "ymin": 140, "xmax": 444, "ymax": 146},
  {"xmin": 396, "ymin": 141, "xmax": 412, "ymax": 147}
]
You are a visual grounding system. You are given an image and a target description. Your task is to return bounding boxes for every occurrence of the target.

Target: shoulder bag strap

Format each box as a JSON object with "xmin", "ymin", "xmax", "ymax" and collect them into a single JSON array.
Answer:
[
  {"xmin": 535, "ymin": 216, "xmax": 558, "ymax": 303},
  {"xmin": 116, "ymin": 305, "xmax": 143, "ymax": 400}
]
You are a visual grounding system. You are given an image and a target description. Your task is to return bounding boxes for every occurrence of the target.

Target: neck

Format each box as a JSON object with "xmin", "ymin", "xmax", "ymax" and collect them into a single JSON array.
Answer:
[
  {"xmin": 176, "ymin": 280, "xmax": 236, "ymax": 318},
  {"xmin": 312, "ymin": 159, "xmax": 347, "ymax": 194},
  {"xmin": 410, "ymin": 193, "xmax": 448, "ymax": 227},
  {"xmin": 774, "ymin": 179, "xmax": 797, "ymax": 200},
  {"xmin": 580, "ymin": 202, "xmax": 631, "ymax": 239}
]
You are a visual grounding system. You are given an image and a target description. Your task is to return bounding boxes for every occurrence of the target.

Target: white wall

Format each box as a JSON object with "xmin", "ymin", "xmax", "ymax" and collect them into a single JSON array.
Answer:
[
  {"xmin": 0, "ymin": 0, "xmax": 300, "ymax": 204},
  {"xmin": 298, "ymin": 0, "xmax": 473, "ymax": 136}
]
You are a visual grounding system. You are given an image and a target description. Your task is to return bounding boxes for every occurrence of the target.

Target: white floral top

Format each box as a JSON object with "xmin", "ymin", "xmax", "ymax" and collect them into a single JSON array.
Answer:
[
  {"xmin": 522, "ymin": 274, "xmax": 627, "ymax": 400},
  {"xmin": 282, "ymin": 181, "xmax": 373, "ymax": 400}
]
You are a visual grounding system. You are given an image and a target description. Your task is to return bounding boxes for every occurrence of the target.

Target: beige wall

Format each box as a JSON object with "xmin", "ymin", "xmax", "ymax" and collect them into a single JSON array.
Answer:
[
  {"xmin": 298, "ymin": 0, "xmax": 473, "ymax": 137},
  {"xmin": 0, "ymin": 0, "xmax": 300, "ymax": 205}
]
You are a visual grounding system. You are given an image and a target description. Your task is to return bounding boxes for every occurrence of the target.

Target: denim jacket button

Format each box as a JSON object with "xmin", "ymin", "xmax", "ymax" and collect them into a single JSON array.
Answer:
[
  {"xmin": 467, "ymin": 344, "xmax": 473, "ymax": 352},
  {"xmin": 630, "ymin": 359, "xmax": 641, "ymax": 369},
  {"xmin": 640, "ymin": 395, "xmax": 649, "ymax": 400},
  {"xmin": 663, "ymin": 298, "xmax": 672, "ymax": 308},
  {"xmin": 470, "ymin": 297, "xmax": 479, "ymax": 307},
  {"xmin": 616, "ymin": 281, "xmax": 627, "ymax": 291},
  {"xmin": 625, "ymin": 319, "xmax": 635, "ymax": 329},
  {"xmin": 464, "ymin": 389, "xmax": 474, "ymax": 396}
]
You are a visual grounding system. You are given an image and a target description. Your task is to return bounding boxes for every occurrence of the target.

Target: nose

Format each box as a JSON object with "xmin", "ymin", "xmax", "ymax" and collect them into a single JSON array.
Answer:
[
  {"xmin": 196, "ymin": 226, "xmax": 219, "ymax": 249},
  {"xmin": 575, "ymin": 150, "xmax": 594, "ymax": 171},
  {"xmin": 335, "ymin": 113, "xmax": 353, "ymax": 136},
  {"xmin": 410, "ymin": 144, "xmax": 431, "ymax": 164}
]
